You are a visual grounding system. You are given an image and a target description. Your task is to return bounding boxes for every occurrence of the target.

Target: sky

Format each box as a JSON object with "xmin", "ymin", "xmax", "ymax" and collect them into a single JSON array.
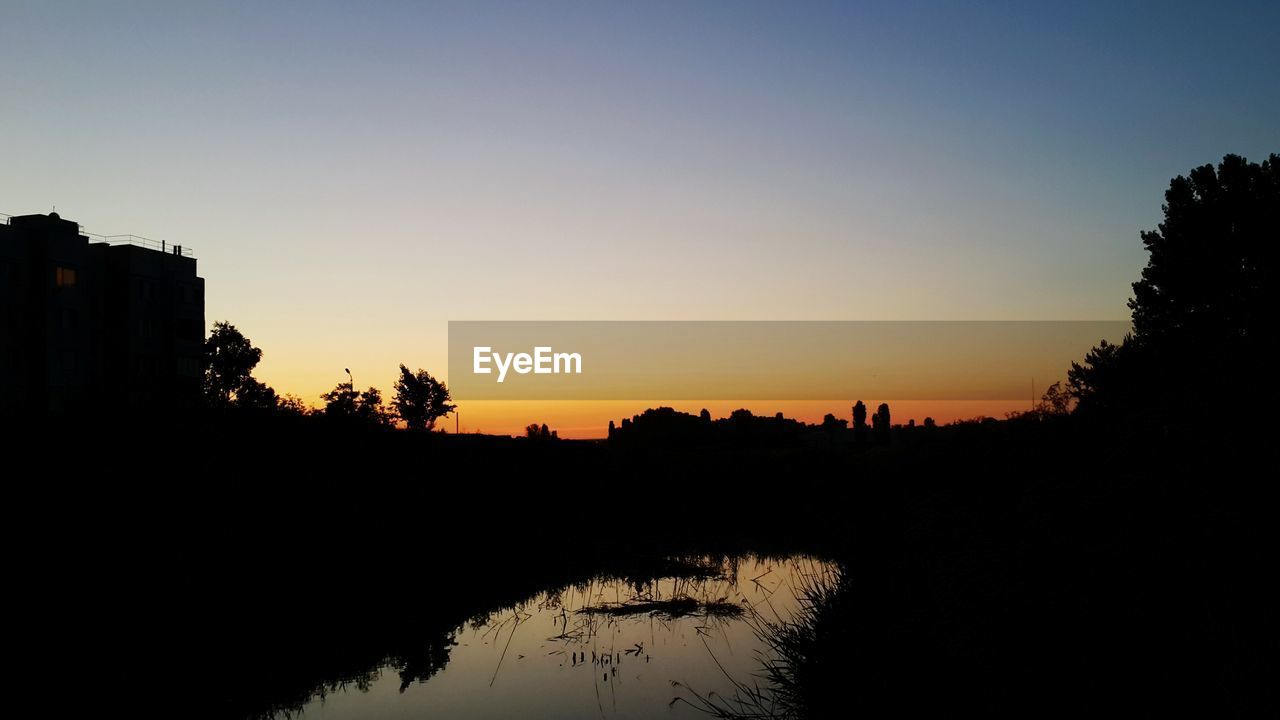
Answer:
[{"xmin": 3, "ymin": 1, "xmax": 1277, "ymax": 435}]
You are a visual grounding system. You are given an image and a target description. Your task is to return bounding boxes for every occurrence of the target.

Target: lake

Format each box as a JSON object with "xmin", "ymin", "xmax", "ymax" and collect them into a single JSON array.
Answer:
[{"xmin": 290, "ymin": 555, "xmax": 835, "ymax": 720}]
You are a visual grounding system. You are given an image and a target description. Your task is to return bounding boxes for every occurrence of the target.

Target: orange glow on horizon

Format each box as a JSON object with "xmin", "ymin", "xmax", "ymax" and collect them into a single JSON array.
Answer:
[{"xmin": 448, "ymin": 399, "xmax": 1035, "ymax": 439}]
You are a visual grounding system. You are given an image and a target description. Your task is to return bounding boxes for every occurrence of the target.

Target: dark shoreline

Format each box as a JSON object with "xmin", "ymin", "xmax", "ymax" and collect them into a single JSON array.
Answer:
[{"xmin": 10, "ymin": 413, "xmax": 1273, "ymax": 718}]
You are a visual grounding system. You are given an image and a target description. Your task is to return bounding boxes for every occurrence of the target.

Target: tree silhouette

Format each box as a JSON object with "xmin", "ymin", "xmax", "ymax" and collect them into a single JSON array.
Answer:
[
  {"xmin": 1129, "ymin": 153, "xmax": 1277, "ymax": 347},
  {"xmin": 873, "ymin": 403, "xmax": 891, "ymax": 432},
  {"xmin": 322, "ymin": 382, "xmax": 392, "ymax": 426},
  {"xmin": 1036, "ymin": 381, "xmax": 1072, "ymax": 416},
  {"xmin": 525, "ymin": 422, "xmax": 557, "ymax": 441},
  {"xmin": 204, "ymin": 321, "xmax": 277, "ymax": 409},
  {"xmin": 236, "ymin": 377, "xmax": 279, "ymax": 411},
  {"xmin": 852, "ymin": 400, "xmax": 869, "ymax": 444},
  {"xmin": 852, "ymin": 401, "xmax": 867, "ymax": 430},
  {"xmin": 277, "ymin": 394, "xmax": 310, "ymax": 416},
  {"xmin": 391, "ymin": 365, "xmax": 455, "ymax": 431},
  {"xmin": 1071, "ymin": 153, "xmax": 1278, "ymax": 420}
]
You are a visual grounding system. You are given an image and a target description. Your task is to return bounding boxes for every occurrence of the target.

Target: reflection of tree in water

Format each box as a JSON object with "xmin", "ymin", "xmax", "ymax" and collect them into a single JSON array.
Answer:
[
  {"xmin": 258, "ymin": 622, "xmax": 461, "ymax": 719},
  {"xmin": 386, "ymin": 634, "xmax": 458, "ymax": 692},
  {"xmin": 251, "ymin": 554, "xmax": 789, "ymax": 720},
  {"xmin": 308, "ymin": 635, "xmax": 456, "ymax": 700}
]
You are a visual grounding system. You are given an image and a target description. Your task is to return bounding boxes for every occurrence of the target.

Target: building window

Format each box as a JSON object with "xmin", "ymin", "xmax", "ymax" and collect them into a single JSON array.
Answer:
[
  {"xmin": 55, "ymin": 266, "xmax": 77, "ymax": 287},
  {"xmin": 177, "ymin": 356, "xmax": 202, "ymax": 377}
]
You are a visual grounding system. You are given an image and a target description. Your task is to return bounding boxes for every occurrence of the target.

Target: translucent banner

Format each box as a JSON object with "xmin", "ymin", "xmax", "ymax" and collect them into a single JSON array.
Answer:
[{"xmin": 448, "ymin": 321, "xmax": 1129, "ymax": 401}]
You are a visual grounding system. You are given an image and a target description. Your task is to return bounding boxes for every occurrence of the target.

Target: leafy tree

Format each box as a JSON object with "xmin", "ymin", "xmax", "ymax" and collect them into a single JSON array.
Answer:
[
  {"xmin": 525, "ymin": 422, "xmax": 558, "ymax": 441},
  {"xmin": 391, "ymin": 365, "xmax": 455, "ymax": 431},
  {"xmin": 1035, "ymin": 381, "xmax": 1073, "ymax": 416},
  {"xmin": 852, "ymin": 401, "xmax": 868, "ymax": 430},
  {"xmin": 321, "ymin": 382, "xmax": 357, "ymax": 417},
  {"xmin": 277, "ymin": 394, "xmax": 311, "ymax": 416},
  {"xmin": 871, "ymin": 403, "xmax": 892, "ymax": 444},
  {"xmin": 1067, "ymin": 338, "xmax": 1146, "ymax": 416},
  {"xmin": 851, "ymin": 400, "xmax": 871, "ymax": 444},
  {"xmin": 203, "ymin": 320, "xmax": 290, "ymax": 411},
  {"xmin": 236, "ymin": 377, "xmax": 279, "ymax": 411},
  {"xmin": 322, "ymin": 382, "xmax": 392, "ymax": 426},
  {"xmin": 357, "ymin": 387, "xmax": 392, "ymax": 426},
  {"xmin": 1129, "ymin": 153, "xmax": 1277, "ymax": 347},
  {"xmin": 204, "ymin": 321, "xmax": 263, "ymax": 407},
  {"xmin": 873, "ymin": 403, "xmax": 891, "ymax": 431},
  {"xmin": 1070, "ymin": 153, "xmax": 1278, "ymax": 419}
]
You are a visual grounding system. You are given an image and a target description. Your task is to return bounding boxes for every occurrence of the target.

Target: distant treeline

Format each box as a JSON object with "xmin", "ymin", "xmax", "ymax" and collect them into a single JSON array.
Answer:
[{"xmin": 608, "ymin": 402, "xmax": 948, "ymax": 449}]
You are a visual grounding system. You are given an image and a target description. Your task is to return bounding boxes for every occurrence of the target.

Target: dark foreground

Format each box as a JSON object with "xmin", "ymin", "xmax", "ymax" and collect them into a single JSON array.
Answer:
[{"xmin": 10, "ymin": 414, "xmax": 1275, "ymax": 718}]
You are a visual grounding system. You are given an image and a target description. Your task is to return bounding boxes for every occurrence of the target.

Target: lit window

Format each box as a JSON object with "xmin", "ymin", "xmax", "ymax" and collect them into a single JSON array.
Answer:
[{"xmin": 55, "ymin": 267, "xmax": 76, "ymax": 287}]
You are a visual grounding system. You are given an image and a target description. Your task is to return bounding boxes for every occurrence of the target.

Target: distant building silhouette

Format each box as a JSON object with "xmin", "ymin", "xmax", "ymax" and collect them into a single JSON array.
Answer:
[{"xmin": 0, "ymin": 212, "xmax": 204, "ymax": 414}]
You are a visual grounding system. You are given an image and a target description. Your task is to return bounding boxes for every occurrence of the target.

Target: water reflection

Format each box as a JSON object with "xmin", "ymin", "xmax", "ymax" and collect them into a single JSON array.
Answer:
[{"xmin": 295, "ymin": 555, "xmax": 832, "ymax": 720}]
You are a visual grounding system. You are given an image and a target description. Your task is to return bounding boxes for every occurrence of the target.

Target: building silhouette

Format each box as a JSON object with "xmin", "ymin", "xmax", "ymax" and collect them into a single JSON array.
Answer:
[{"xmin": 0, "ymin": 212, "xmax": 204, "ymax": 415}]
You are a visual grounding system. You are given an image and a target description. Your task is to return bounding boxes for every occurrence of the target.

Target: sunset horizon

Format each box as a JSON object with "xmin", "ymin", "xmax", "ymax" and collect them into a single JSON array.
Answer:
[{"xmin": 4, "ymin": 2, "xmax": 1275, "ymax": 718}]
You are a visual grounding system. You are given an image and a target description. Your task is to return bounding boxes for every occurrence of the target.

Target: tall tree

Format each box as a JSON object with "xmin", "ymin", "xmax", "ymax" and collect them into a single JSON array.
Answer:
[
  {"xmin": 873, "ymin": 403, "xmax": 891, "ymax": 432},
  {"xmin": 204, "ymin": 321, "xmax": 265, "ymax": 408},
  {"xmin": 852, "ymin": 401, "xmax": 868, "ymax": 430},
  {"xmin": 391, "ymin": 365, "xmax": 455, "ymax": 431},
  {"xmin": 1071, "ymin": 153, "xmax": 1278, "ymax": 419},
  {"xmin": 1129, "ymin": 153, "xmax": 1277, "ymax": 347}
]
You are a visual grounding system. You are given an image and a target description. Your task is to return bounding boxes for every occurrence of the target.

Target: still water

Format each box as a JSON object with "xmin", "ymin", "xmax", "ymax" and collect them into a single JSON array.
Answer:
[{"xmin": 296, "ymin": 555, "xmax": 833, "ymax": 720}]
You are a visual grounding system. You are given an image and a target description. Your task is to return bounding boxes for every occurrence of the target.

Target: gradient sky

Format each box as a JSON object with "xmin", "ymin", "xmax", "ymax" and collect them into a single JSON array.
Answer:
[{"xmin": 3, "ymin": 1, "xmax": 1277, "ymax": 433}]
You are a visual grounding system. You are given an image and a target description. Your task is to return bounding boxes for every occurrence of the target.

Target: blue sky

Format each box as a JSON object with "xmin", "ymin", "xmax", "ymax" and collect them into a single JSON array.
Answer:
[{"xmin": 3, "ymin": 1, "xmax": 1277, "ymax": 401}]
